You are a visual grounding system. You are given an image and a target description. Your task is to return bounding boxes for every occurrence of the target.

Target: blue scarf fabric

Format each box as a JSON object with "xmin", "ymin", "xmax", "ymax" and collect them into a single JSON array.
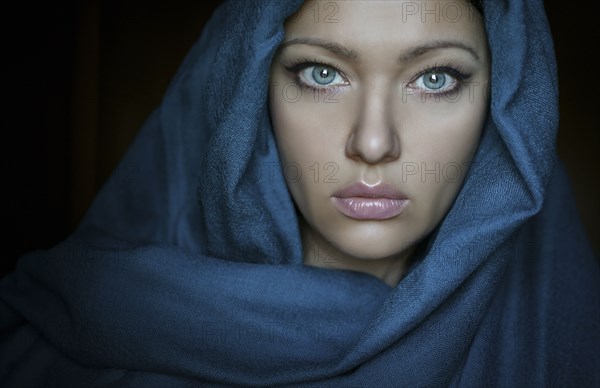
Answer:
[{"xmin": 1, "ymin": 0, "xmax": 598, "ymax": 386}]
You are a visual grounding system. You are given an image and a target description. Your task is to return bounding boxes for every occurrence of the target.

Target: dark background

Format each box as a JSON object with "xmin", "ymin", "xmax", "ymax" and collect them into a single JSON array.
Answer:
[{"xmin": 2, "ymin": 1, "xmax": 598, "ymax": 276}]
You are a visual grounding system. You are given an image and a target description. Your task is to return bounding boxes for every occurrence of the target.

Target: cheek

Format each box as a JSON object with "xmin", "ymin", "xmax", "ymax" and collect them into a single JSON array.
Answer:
[
  {"xmin": 269, "ymin": 77, "xmax": 356, "ymax": 173},
  {"xmin": 402, "ymin": 95, "xmax": 485, "ymax": 155},
  {"xmin": 399, "ymin": 97, "xmax": 487, "ymax": 222},
  {"xmin": 270, "ymin": 98, "xmax": 325, "ymax": 173},
  {"xmin": 269, "ymin": 92, "xmax": 333, "ymax": 213}
]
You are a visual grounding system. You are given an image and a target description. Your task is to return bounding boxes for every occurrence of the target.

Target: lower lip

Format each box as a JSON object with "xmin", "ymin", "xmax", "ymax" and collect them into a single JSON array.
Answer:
[{"xmin": 332, "ymin": 197, "xmax": 409, "ymax": 220}]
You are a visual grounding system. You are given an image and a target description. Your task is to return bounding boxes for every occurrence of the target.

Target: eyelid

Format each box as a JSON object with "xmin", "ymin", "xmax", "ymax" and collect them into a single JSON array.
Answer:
[
  {"xmin": 284, "ymin": 60, "xmax": 350, "ymax": 91},
  {"xmin": 407, "ymin": 66, "xmax": 469, "ymax": 95}
]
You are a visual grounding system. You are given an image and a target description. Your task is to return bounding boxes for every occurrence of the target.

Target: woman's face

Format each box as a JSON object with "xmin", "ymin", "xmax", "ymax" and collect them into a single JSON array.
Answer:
[{"xmin": 269, "ymin": 0, "xmax": 490, "ymax": 277}]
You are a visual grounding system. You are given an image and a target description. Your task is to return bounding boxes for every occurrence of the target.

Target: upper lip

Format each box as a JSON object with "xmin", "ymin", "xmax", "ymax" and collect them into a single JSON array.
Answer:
[{"xmin": 332, "ymin": 182, "xmax": 407, "ymax": 199}]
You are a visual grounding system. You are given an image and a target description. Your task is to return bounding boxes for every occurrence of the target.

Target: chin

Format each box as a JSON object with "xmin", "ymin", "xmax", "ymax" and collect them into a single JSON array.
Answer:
[{"xmin": 326, "ymin": 224, "xmax": 420, "ymax": 261}]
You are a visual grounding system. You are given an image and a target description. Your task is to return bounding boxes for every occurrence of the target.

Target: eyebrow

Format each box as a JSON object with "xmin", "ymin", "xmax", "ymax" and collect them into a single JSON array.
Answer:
[
  {"xmin": 400, "ymin": 40, "xmax": 480, "ymax": 62},
  {"xmin": 279, "ymin": 37, "xmax": 480, "ymax": 64},
  {"xmin": 279, "ymin": 37, "xmax": 361, "ymax": 63}
]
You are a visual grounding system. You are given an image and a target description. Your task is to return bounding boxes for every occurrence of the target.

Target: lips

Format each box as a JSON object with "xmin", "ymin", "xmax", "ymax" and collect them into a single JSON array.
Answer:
[{"xmin": 331, "ymin": 183, "xmax": 409, "ymax": 220}]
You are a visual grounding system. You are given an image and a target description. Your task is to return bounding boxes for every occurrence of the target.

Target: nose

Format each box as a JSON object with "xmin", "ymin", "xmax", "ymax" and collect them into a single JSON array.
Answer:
[{"xmin": 345, "ymin": 86, "xmax": 400, "ymax": 164}]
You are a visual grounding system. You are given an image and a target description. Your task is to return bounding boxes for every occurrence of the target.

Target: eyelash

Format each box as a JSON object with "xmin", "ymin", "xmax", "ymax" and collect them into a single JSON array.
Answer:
[
  {"xmin": 284, "ymin": 57, "xmax": 348, "ymax": 93},
  {"xmin": 410, "ymin": 63, "xmax": 470, "ymax": 97},
  {"xmin": 283, "ymin": 58, "xmax": 471, "ymax": 97}
]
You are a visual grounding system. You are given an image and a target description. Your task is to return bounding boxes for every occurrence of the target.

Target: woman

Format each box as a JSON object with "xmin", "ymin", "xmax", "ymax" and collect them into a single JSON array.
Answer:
[
  {"xmin": 1, "ymin": 0, "xmax": 598, "ymax": 386},
  {"xmin": 269, "ymin": 0, "xmax": 489, "ymax": 287}
]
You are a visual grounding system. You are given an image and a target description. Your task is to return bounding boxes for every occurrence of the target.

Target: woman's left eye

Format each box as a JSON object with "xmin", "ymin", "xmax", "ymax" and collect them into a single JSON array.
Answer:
[{"xmin": 411, "ymin": 68, "xmax": 465, "ymax": 94}]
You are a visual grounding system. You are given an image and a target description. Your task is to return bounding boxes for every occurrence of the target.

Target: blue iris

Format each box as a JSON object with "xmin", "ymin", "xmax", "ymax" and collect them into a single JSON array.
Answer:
[
  {"xmin": 312, "ymin": 66, "xmax": 336, "ymax": 85},
  {"xmin": 423, "ymin": 72, "xmax": 446, "ymax": 90}
]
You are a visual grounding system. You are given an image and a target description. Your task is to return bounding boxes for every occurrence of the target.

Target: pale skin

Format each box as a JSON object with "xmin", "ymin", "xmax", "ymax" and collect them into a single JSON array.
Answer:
[{"xmin": 269, "ymin": 0, "xmax": 490, "ymax": 286}]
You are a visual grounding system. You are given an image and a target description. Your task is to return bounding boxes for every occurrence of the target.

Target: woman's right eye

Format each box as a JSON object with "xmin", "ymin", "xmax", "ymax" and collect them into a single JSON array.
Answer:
[{"xmin": 286, "ymin": 62, "xmax": 349, "ymax": 91}]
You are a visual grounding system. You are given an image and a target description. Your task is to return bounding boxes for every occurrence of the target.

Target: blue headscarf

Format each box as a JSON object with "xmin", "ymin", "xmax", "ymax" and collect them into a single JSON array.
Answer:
[{"xmin": 1, "ymin": 0, "xmax": 598, "ymax": 386}]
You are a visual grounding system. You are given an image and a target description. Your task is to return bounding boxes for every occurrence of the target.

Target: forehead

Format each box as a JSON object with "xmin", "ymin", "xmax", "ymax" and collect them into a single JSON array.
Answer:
[{"xmin": 284, "ymin": 0, "xmax": 486, "ymax": 58}]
